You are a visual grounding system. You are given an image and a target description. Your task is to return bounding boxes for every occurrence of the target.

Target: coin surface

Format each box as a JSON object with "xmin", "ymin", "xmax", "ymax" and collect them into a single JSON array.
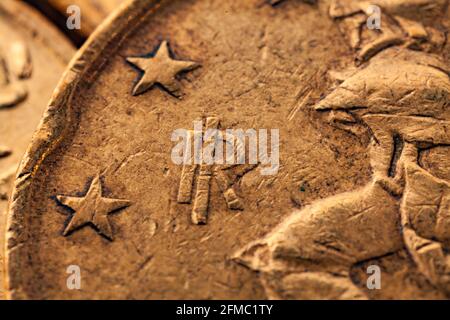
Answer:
[
  {"xmin": 5, "ymin": 0, "xmax": 450, "ymax": 299},
  {"xmin": 0, "ymin": 0, "xmax": 75, "ymax": 300}
]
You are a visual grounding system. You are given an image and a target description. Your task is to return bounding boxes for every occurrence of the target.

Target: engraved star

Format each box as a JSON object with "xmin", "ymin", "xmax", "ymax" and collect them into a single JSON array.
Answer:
[
  {"xmin": 56, "ymin": 175, "xmax": 130, "ymax": 240},
  {"xmin": 126, "ymin": 40, "xmax": 199, "ymax": 97}
]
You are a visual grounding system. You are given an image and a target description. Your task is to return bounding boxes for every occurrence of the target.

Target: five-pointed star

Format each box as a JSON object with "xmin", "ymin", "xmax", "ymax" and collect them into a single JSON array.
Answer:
[
  {"xmin": 57, "ymin": 175, "xmax": 130, "ymax": 240},
  {"xmin": 126, "ymin": 40, "xmax": 199, "ymax": 97}
]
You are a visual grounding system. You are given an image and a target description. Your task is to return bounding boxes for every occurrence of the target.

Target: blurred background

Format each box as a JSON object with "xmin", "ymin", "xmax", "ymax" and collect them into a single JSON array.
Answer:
[{"xmin": 25, "ymin": 0, "xmax": 124, "ymax": 46}]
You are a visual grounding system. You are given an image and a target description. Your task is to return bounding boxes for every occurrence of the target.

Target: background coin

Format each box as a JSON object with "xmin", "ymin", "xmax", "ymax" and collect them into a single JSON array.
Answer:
[
  {"xmin": 26, "ymin": 0, "xmax": 125, "ymax": 44},
  {"xmin": 0, "ymin": 0, "xmax": 75, "ymax": 299}
]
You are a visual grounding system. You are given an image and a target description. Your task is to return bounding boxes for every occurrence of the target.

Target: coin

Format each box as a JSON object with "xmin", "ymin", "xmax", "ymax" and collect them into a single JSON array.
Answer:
[
  {"xmin": 5, "ymin": 0, "xmax": 450, "ymax": 299},
  {"xmin": 0, "ymin": 0, "xmax": 75, "ymax": 299}
]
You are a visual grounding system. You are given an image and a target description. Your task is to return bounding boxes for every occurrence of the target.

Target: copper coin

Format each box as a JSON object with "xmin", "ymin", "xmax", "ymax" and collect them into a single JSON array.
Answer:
[
  {"xmin": 5, "ymin": 0, "xmax": 450, "ymax": 299},
  {"xmin": 0, "ymin": 0, "xmax": 75, "ymax": 299}
]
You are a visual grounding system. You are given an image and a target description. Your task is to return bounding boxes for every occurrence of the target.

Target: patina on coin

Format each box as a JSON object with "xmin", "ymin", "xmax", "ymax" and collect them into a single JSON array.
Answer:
[
  {"xmin": 0, "ymin": 0, "xmax": 75, "ymax": 299},
  {"xmin": 5, "ymin": 0, "xmax": 450, "ymax": 299}
]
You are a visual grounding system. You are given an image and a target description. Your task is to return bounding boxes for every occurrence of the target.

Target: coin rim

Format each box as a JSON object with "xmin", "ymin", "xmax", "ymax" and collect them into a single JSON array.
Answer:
[{"xmin": 4, "ymin": 0, "xmax": 155, "ymax": 299}]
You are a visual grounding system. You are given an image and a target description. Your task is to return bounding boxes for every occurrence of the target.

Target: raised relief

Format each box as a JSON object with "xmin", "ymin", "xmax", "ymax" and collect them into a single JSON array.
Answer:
[
  {"xmin": 56, "ymin": 175, "xmax": 131, "ymax": 240},
  {"xmin": 329, "ymin": 0, "xmax": 448, "ymax": 61},
  {"xmin": 317, "ymin": 50, "xmax": 450, "ymax": 195},
  {"xmin": 234, "ymin": 3, "xmax": 450, "ymax": 299},
  {"xmin": 0, "ymin": 38, "xmax": 31, "ymax": 158},
  {"xmin": 126, "ymin": 40, "xmax": 199, "ymax": 97},
  {"xmin": 0, "ymin": 39, "xmax": 31, "ymax": 109},
  {"xmin": 177, "ymin": 117, "xmax": 257, "ymax": 225}
]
